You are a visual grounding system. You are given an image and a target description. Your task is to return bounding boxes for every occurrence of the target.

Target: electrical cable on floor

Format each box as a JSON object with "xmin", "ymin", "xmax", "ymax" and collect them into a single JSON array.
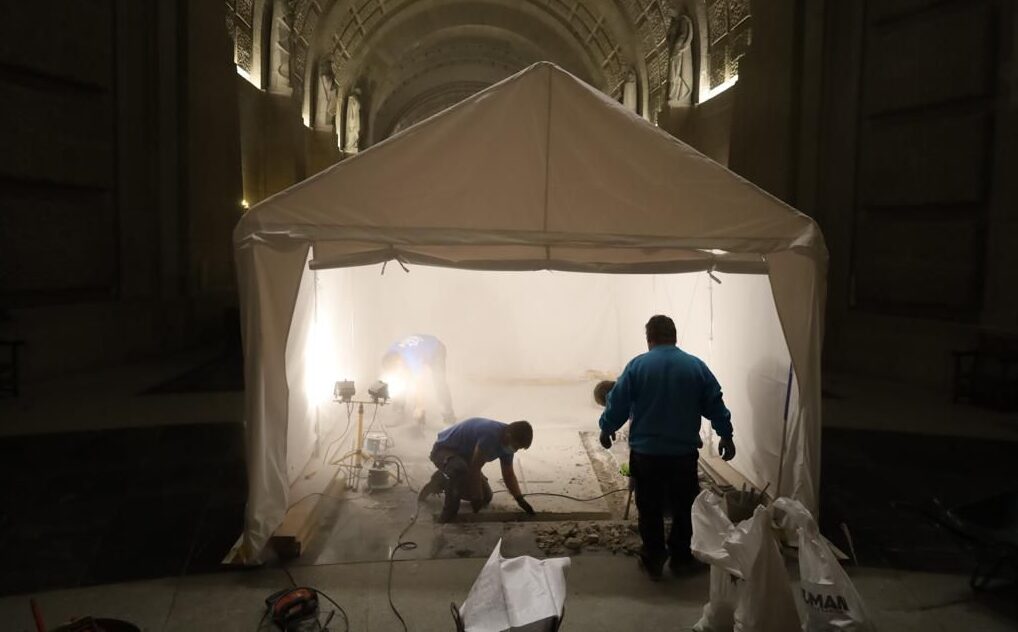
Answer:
[
  {"xmin": 315, "ymin": 590, "xmax": 351, "ymax": 632},
  {"xmin": 384, "ymin": 485, "xmax": 632, "ymax": 630},
  {"xmin": 264, "ymin": 564, "xmax": 350, "ymax": 632},
  {"xmin": 379, "ymin": 454, "xmax": 418, "ymax": 493},
  {"xmin": 286, "ymin": 462, "xmax": 628, "ymax": 629},
  {"xmin": 387, "ymin": 499, "xmax": 423, "ymax": 632},
  {"xmin": 491, "ymin": 488, "xmax": 629, "ymax": 502}
]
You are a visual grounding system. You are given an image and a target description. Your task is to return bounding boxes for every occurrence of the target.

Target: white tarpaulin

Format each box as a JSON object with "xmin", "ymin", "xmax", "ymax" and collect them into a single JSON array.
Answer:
[
  {"xmin": 459, "ymin": 539, "xmax": 570, "ymax": 632},
  {"xmin": 233, "ymin": 62, "xmax": 827, "ymax": 562}
]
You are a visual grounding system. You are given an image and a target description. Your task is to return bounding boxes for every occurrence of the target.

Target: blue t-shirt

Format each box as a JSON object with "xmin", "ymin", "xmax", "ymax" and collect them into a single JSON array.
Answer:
[
  {"xmin": 434, "ymin": 417, "xmax": 515, "ymax": 465},
  {"xmin": 387, "ymin": 335, "xmax": 442, "ymax": 374},
  {"xmin": 598, "ymin": 345, "xmax": 732, "ymax": 456}
]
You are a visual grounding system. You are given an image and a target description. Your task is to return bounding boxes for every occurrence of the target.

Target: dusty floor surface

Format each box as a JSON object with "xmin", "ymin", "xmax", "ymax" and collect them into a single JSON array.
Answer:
[{"xmin": 2, "ymin": 357, "xmax": 1017, "ymax": 629}]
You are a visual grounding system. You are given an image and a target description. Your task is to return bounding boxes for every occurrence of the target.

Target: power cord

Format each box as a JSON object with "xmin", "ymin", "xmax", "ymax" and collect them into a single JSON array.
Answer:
[
  {"xmin": 384, "ymin": 486, "xmax": 630, "ymax": 630},
  {"xmin": 320, "ymin": 404, "xmax": 356, "ymax": 465},
  {"xmin": 258, "ymin": 564, "xmax": 350, "ymax": 632},
  {"xmin": 284, "ymin": 468, "xmax": 627, "ymax": 630},
  {"xmin": 379, "ymin": 455, "xmax": 418, "ymax": 493},
  {"xmin": 387, "ymin": 499, "xmax": 423, "ymax": 632},
  {"xmin": 492, "ymin": 489, "xmax": 629, "ymax": 502}
]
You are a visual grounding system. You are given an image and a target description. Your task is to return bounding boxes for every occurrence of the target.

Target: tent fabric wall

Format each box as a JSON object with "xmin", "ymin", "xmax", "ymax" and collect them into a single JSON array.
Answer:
[
  {"xmin": 765, "ymin": 249, "xmax": 827, "ymax": 505},
  {"xmin": 234, "ymin": 238, "xmax": 310, "ymax": 562},
  {"xmin": 233, "ymin": 63, "xmax": 827, "ymax": 563},
  {"xmin": 708, "ymin": 272, "xmax": 796, "ymax": 494}
]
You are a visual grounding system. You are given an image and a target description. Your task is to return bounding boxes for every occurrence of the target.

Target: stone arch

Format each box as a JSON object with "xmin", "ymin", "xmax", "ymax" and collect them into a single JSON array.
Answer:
[
  {"xmin": 354, "ymin": 16, "xmax": 597, "ymax": 142},
  {"xmin": 298, "ymin": 0, "xmax": 646, "ymax": 136},
  {"xmin": 233, "ymin": 0, "xmax": 684, "ymax": 141}
]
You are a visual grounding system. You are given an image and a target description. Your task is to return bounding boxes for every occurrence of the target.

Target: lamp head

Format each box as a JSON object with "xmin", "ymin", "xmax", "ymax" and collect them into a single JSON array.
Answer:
[
  {"xmin": 334, "ymin": 380, "xmax": 356, "ymax": 403},
  {"xmin": 368, "ymin": 380, "xmax": 390, "ymax": 403}
]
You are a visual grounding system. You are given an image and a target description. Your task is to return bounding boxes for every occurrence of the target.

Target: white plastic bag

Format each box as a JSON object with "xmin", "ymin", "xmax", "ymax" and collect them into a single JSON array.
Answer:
[
  {"xmin": 691, "ymin": 491, "xmax": 801, "ymax": 632},
  {"xmin": 459, "ymin": 539, "xmax": 570, "ymax": 632},
  {"xmin": 773, "ymin": 498, "xmax": 875, "ymax": 632},
  {"xmin": 691, "ymin": 491, "xmax": 739, "ymax": 632},
  {"xmin": 694, "ymin": 565, "xmax": 739, "ymax": 632}
]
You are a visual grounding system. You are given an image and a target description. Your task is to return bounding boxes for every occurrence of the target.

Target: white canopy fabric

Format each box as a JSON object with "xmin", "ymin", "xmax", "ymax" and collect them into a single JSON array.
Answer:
[{"xmin": 233, "ymin": 62, "xmax": 827, "ymax": 562}]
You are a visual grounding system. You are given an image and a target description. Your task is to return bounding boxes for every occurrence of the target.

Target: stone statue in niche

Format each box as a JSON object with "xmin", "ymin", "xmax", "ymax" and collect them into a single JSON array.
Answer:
[
  {"xmin": 318, "ymin": 63, "xmax": 338, "ymax": 126},
  {"xmin": 667, "ymin": 11, "xmax": 695, "ymax": 107},
  {"xmin": 623, "ymin": 68, "xmax": 638, "ymax": 113},
  {"xmin": 345, "ymin": 90, "xmax": 361, "ymax": 153}
]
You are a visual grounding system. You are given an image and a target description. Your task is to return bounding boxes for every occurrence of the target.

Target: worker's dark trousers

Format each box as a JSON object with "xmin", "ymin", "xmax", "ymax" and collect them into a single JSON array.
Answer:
[
  {"xmin": 630, "ymin": 450, "xmax": 700, "ymax": 564},
  {"xmin": 430, "ymin": 446, "xmax": 493, "ymax": 520}
]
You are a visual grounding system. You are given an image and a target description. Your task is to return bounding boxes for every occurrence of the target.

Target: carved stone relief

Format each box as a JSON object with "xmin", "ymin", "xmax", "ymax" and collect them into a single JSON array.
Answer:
[
  {"xmin": 225, "ymin": 0, "xmax": 256, "ymax": 74},
  {"xmin": 705, "ymin": 0, "xmax": 750, "ymax": 89}
]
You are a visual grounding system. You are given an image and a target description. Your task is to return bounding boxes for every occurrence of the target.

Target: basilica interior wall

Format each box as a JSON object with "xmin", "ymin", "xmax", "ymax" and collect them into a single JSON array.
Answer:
[
  {"xmin": 5, "ymin": 0, "xmax": 1016, "ymax": 391},
  {"xmin": 814, "ymin": 0, "xmax": 1018, "ymax": 386},
  {"xmin": 0, "ymin": 0, "xmax": 242, "ymax": 380}
]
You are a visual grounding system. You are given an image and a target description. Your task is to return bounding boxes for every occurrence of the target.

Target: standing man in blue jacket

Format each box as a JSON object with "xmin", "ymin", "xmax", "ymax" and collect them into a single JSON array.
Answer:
[{"xmin": 598, "ymin": 314, "xmax": 735, "ymax": 580}]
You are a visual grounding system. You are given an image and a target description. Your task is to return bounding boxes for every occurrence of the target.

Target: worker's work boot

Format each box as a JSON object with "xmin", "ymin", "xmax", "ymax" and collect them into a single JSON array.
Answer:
[
  {"xmin": 668, "ymin": 553, "xmax": 701, "ymax": 576},
  {"xmin": 637, "ymin": 553, "xmax": 665, "ymax": 581},
  {"xmin": 418, "ymin": 471, "xmax": 446, "ymax": 502}
]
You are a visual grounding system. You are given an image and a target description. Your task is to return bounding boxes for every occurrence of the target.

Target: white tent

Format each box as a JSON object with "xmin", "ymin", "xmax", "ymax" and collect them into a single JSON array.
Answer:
[{"xmin": 233, "ymin": 62, "xmax": 827, "ymax": 562}]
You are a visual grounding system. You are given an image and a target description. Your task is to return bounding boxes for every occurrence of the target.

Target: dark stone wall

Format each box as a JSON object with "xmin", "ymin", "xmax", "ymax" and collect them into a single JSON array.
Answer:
[
  {"xmin": 0, "ymin": 0, "xmax": 243, "ymax": 379},
  {"xmin": 815, "ymin": 0, "xmax": 1018, "ymax": 385}
]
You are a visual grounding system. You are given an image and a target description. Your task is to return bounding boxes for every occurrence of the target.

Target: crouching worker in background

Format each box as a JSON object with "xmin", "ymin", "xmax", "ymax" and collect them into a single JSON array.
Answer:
[
  {"xmin": 593, "ymin": 380, "xmax": 616, "ymax": 407},
  {"xmin": 381, "ymin": 334, "xmax": 456, "ymax": 426},
  {"xmin": 418, "ymin": 418, "xmax": 536, "ymax": 523}
]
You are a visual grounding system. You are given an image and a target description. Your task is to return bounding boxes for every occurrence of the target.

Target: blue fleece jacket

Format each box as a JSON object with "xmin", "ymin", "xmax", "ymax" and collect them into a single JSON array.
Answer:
[{"xmin": 598, "ymin": 345, "xmax": 732, "ymax": 456}]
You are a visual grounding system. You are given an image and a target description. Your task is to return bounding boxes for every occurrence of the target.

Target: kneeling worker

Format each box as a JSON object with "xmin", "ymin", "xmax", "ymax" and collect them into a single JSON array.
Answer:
[{"xmin": 419, "ymin": 418, "xmax": 536, "ymax": 523}]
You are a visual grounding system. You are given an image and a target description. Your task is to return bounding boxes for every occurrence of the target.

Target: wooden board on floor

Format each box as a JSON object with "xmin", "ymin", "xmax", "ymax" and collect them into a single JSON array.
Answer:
[{"xmin": 270, "ymin": 470, "xmax": 348, "ymax": 559}]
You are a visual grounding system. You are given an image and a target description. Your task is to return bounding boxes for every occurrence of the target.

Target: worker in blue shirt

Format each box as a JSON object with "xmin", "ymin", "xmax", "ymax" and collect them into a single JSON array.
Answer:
[
  {"xmin": 598, "ymin": 314, "xmax": 735, "ymax": 580},
  {"xmin": 418, "ymin": 417, "xmax": 536, "ymax": 523},
  {"xmin": 381, "ymin": 334, "xmax": 456, "ymax": 426}
]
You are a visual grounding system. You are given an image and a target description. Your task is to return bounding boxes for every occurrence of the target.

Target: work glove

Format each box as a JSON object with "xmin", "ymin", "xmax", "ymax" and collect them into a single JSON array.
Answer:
[
  {"xmin": 719, "ymin": 436, "xmax": 736, "ymax": 461},
  {"xmin": 515, "ymin": 495, "xmax": 536, "ymax": 515},
  {"xmin": 599, "ymin": 430, "xmax": 616, "ymax": 450}
]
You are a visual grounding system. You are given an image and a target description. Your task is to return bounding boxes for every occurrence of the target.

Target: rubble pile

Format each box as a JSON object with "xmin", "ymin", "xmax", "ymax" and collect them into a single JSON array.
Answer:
[{"xmin": 535, "ymin": 521, "xmax": 640, "ymax": 556}]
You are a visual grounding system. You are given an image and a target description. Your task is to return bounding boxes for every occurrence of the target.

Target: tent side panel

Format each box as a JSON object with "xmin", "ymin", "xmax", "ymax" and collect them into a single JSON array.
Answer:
[
  {"xmin": 236, "ymin": 239, "xmax": 311, "ymax": 563},
  {"xmin": 765, "ymin": 251, "xmax": 827, "ymax": 514},
  {"xmin": 707, "ymin": 273, "xmax": 794, "ymax": 493},
  {"xmin": 284, "ymin": 259, "xmax": 318, "ymax": 486}
]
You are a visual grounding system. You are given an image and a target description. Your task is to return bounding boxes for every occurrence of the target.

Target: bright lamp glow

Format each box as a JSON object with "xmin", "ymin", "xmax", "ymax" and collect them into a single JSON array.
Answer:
[
  {"xmin": 305, "ymin": 319, "xmax": 340, "ymax": 406},
  {"xmin": 381, "ymin": 372, "xmax": 406, "ymax": 399}
]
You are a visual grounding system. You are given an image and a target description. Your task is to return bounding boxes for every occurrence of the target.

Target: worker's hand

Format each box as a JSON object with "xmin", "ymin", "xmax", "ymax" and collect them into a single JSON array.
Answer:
[
  {"xmin": 599, "ymin": 430, "xmax": 616, "ymax": 450},
  {"xmin": 471, "ymin": 498, "xmax": 485, "ymax": 513},
  {"xmin": 515, "ymin": 495, "xmax": 536, "ymax": 515},
  {"xmin": 719, "ymin": 436, "xmax": 736, "ymax": 461}
]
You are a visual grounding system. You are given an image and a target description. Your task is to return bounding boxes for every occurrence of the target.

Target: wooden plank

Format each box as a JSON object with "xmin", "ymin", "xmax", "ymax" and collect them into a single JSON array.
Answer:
[{"xmin": 270, "ymin": 468, "xmax": 348, "ymax": 559}]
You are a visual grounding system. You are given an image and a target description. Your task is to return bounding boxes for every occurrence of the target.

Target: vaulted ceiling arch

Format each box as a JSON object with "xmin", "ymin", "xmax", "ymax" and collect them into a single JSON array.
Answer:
[{"xmin": 225, "ymin": 0, "xmax": 751, "ymax": 145}]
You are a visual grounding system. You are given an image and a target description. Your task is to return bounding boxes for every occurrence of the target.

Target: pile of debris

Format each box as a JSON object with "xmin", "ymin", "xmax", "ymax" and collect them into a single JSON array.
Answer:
[{"xmin": 535, "ymin": 521, "xmax": 641, "ymax": 556}]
